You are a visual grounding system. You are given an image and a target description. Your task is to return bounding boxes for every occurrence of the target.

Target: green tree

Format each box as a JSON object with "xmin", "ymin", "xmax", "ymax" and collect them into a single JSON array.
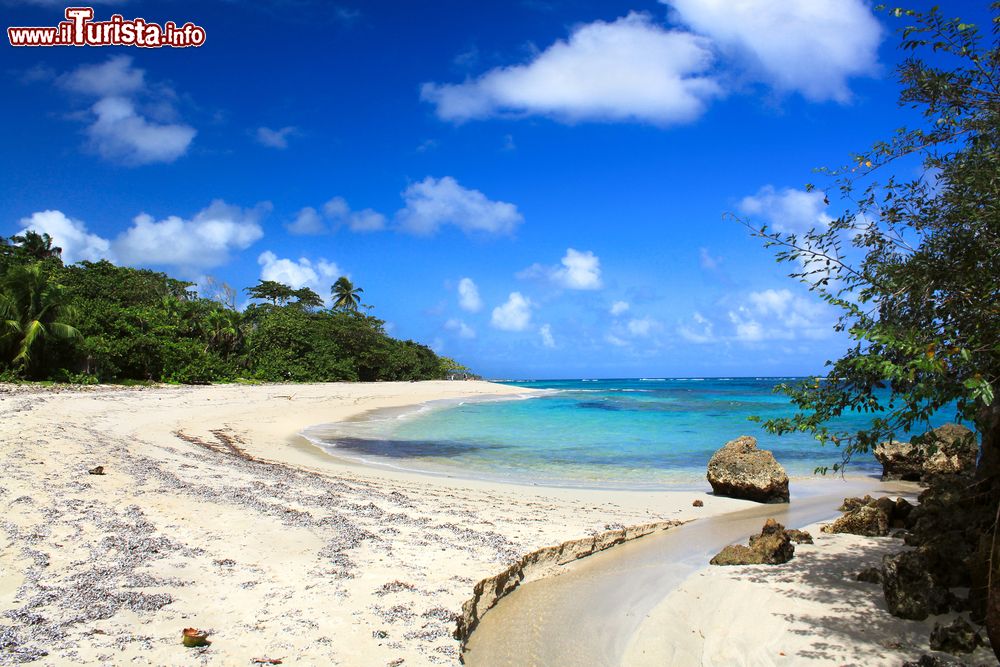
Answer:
[
  {"xmin": 246, "ymin": 279, "xmax": 295, "ymax": 306},
  {"xmin": 744, "ymin": 6, "xmax": 998, "ymax": 655},
  {"xmin": 204, "ymin": 308, "xmax": 244, "ymax": 360},
  {"xmin": 291, "ymin": 286, "xmax": 324, "ymax": 310},
  {"xmin": 9, "ymin": 231, "xmax": 62, "ymax": 262},
  {"xmin": 0, "ymin": 263, "xmax": 80, "ymax": 375},
  {"xmin": 332, "ymin": 276, "xmax": 364, "ymax": 311}
]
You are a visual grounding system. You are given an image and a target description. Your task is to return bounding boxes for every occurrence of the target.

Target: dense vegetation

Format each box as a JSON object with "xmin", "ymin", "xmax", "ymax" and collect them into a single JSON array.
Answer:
[
  {"xmin": 0, "ymin": 233, "xmax": 464, "ymax": 384},
  {"xmin": 745, "ymin": 6, "xmax": 998, "ymax": 656}
]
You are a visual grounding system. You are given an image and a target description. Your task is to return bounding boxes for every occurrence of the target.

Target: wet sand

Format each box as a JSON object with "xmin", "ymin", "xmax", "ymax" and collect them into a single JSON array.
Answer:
[{"xmin": 462, "ymin": 477, "xmax": 919, "ymax": 667}]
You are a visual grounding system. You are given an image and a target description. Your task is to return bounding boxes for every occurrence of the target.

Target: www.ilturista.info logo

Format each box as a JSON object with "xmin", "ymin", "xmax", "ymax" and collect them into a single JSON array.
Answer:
[{"xmin": 8, "ymin": 7, "xmax": 206, "ymax": 48}]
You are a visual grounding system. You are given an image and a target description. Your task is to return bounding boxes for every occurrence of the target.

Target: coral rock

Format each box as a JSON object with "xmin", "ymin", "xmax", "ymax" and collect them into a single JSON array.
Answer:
[{"xmin": 706, "ymin": 436, "xmax": 789, "ymax": 504}]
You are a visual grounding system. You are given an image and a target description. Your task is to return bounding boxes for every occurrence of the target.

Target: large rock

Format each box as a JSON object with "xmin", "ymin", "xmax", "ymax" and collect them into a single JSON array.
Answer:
[
  {"xmin": 917, "ymin": 423, "xmax": 978, "ymax": 477},
  {"xmin": 874, "ymin": 439, "xmax": 924, "ymax": 481},
  {"xmin": 824, "ymin": 495, "xmax": 914, "ymax": 537},
  {"xmin": 881, "ymin": 550, "xmax": 951, "ymax": 620},
  {"xmin": 706, "ymin": 436, "xmax": 789, "ymax": 503},
  {"xmin": 874, "ymin": 423, "xmax": 978, "ymax": 481},
  {"xmin": 711, "ymin": 518, "xmax": 795, "ymax": 565}
]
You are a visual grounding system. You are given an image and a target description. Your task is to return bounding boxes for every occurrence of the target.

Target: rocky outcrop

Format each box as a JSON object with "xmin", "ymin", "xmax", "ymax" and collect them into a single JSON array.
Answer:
[
  {"xmin": 823, "ymin": 504, "xmax": 890, "ymax": 537},
  {"xmin": 706, "ymin": 436, "xmax": 789, "ymax": 503},
  {"xmin": 918, "ymin": 423, "xmax": 978, "ymax": 477},
  {"xmin": 930, "ymin": 617, "xmax": 982, "ymax": 654},
  {"xmin": 785, "ymin": 528, "xmax": 813, "ymax": 544},
  {"xmin": 904, "ymin": 476, "xmax": 978, "ymax": 590},
  {"xmin": 840, "ymin": 495, "xmax": 876, "ymax": 511},
  {"xmin": 874, "ymin": 440, "xmax": 924, "ymax": 481},
  {"xmin": 454, "ymin": 520, "xmax": 681, "ymax": 650},
  {"xmin": 881, "ymin": 550, "xmax": 951, "ymax": 620},
  {"xmin": 711, "ymin": 518, "xmax": 795, "ymax": 566},
  {"xmin": 874, "ymin": 423, "xmax": 977, "ymax": 481},
  {"xmin": 823, "ymin": 495, "xmax": 912, "ymax": 537}
]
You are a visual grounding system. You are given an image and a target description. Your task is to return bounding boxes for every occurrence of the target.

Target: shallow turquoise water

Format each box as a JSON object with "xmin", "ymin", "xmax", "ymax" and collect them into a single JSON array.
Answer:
[{"xmin": 304, "ymin": 378, "xmax": 933, "ymax": 489}]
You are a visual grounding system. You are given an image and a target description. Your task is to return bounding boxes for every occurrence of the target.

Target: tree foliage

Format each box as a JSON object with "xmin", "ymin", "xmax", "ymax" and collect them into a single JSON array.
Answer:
[
  {"xmin": 0, "ymin": 252, "xmax": 461, "ymax": 384},
  {"xmin": 332, "ymin": 276, "xmax": 364, "ymax": 311},
  {"xmin": 744, "ymin": 6, "xmax": 999, "ymax": 654},
  {"xmin": 743, "ymin": 5, "xmax": 999, "ymax": 472}
]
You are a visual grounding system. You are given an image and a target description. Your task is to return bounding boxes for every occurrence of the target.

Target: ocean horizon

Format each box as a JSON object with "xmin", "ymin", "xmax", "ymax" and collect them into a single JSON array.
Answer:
[{"xmin": 301, "ymin": 377, "xmax": 917, "ymax": 490}]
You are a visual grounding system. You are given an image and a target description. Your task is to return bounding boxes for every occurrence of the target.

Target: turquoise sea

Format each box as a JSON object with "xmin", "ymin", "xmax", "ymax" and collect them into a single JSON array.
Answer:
[{"xmin": 303, "ymin": 378, "xmax": 924, "ymax": 490}]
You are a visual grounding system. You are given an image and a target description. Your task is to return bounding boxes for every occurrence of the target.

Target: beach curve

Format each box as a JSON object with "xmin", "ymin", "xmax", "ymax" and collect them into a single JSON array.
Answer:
[{"xmin": 0, "ymin": 380, "xmax": 741, "ymax": 666}]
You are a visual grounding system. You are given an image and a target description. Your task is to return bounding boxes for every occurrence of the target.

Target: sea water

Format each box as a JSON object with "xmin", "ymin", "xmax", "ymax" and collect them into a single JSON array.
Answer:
[{"xmin": 303, "ymin": 378, "xmax": 938, "ymax": 490}]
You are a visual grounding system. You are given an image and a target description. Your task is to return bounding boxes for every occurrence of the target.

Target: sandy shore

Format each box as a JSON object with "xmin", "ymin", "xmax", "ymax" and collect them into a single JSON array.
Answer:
[
  {"xmin": 3, "ymin": 381, "xmax": 986, "ymax": 667},
  {"xmin": 625, "ymin": 518, "xmax": 998, "ymax": 667},
  {"xmin": 0, "ymin": 381, "xmax": 745, "ymax": 666}
]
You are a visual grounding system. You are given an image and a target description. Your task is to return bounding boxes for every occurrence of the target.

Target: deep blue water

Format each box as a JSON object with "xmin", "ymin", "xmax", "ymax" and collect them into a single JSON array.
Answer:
[{"xmin": 303, "ymin": 378, "xmax": 926, "ymax": 489}]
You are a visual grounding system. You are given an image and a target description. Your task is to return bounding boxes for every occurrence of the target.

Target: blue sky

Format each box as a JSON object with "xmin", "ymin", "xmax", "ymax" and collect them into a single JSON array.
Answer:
[{"xmin": 1, "ymin": 1, "xmax": 981, "ymax": 378}]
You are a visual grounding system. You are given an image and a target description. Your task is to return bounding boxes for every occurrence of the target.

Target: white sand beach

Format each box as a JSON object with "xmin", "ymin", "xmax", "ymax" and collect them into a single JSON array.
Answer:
[
  {"xmin": 0, "ymin": 381, "xmax": 741, "ymax": 666},
  {"xmin": 0, "ymin": 381, "xmax": 982, "ymax": 666}
]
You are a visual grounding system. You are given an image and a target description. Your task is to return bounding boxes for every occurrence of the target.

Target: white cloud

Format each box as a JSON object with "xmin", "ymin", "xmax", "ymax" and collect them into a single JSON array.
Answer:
[
  {"xmin": 422, "ymin": 13, "xmax": 720, "ymax": 125},
  {"xmin": 257, "ymin": 251, "xmax": 342, "ymax": 301},
  {"xmin": 344, "ymin": 209, "xmax": 386, "ymax": 233},
  {"xmin": 16, "ymin": 201, "xmax": 266, "ymax": 273},
  {"xmin": 610, "ymin": 300, "xmax": 630, "ymax": 316},
  {"xmin": 457, "ymin": 277, "xmax": 483, "ymax": 312},
  {"xmin": 745, "ymin": 288, "xmax": 828, "ymax": 337},
  {"xmin": 324, "ymin": 197, "xmax": 386, "ymax": 233},
  {"xmin": 255, "ymin": 126, "xmax": 296, "ymax": 149},
  {"xmin": 287, "ymin": 207, "xmax": 326, "ymax": 235},
  {"xmin": 681, "ymin": 288, "xmax": 831, "ymax": 344},
  {"xmin": 491, "ymin": 292, "xmax": 533, "ymax": 331},
  {"xmin": 728, "ymin": 309, "xmax": 765, "ymax": 341},
  {"xmin": 539, "ymin": 324, "xmax": 555, "ymax": 348},
  {"xmin": 58, "ymin": 56, "xmax": 195, "ymax": 166},
  {"xmin": 678, "ymin": 311, "xmax": 714, "ymax": 343},
  {"xmin": 397, "ymin": 176, "xmax": 523, "ymax": 236},
  {"xmin": 699, "ymin": 247, "xmax": 721, "ymax": 270},
  {"xmin": 86, "ymin": 96, "xmax": 195, "ymax": 165},
  {"xmin": 17, "ymin": 210, "xmax": 113, "ymax": 264},
  {"xmin": 738, "ymin": 185, "xmax": 832, "ymax": 234},
  {"xmin": 664, "ymin": 0, "xmax": 881, "ymax": 103},
  {"xmin": 115, "ymin": 200, "xmax": 266, "ymax": 271},
  {"xmin": 445, "ymin": 318, "xmax": 476, "ymax": 339},
  {"xmin": 286, "ymin": 198, "xmax": 387, "ymax": 236},
  {"xmin": 627, "ymin": 316, "xmax": 659, "ymax": 337},
  {"xmin": 59, "ymin": 56, "xmax": 145, "ymax": 97},
  {"xmin": 606, "ymin": 334, "xmax": 629, "ymax": 347},
  {"xmin": 519, "ymin": 248, "xmax": 602, "ymax": 290},
  {"xmin": 606, "ymin": 313, "xmax": 662, "ymax": 347},
  {"xmin": 553, "ymin": 248, "xmax": 602, "ymax": 289}
]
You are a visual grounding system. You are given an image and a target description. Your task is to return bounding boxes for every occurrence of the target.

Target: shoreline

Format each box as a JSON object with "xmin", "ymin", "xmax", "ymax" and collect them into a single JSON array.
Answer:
[
  {"xmin": 293, "ymin": 386, "xmax": 883, "ymax": 493},
  {"xmin": 0, "ymin": 381, "xmax": 747, "ymax": 666},
  {"xmin": 1, "ymin": 380, "xmax": 969, "ymax": 666}
]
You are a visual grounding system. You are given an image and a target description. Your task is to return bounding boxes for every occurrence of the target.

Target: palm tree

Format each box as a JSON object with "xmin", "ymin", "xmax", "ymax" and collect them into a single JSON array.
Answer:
[
  {"xmin": 0, "ymin": 264, "xmax": 80, "ymax": 373},
  {"xmin": 11, "ymin": 231, "xmax": 62, "ymax": 261},
  {"xmin": 204, "ymin": 308, "xmax": 244, "ymax": 359},
  {"xmin": 331, "ymin": 276, "xmax": 363, "ymax": 311}
]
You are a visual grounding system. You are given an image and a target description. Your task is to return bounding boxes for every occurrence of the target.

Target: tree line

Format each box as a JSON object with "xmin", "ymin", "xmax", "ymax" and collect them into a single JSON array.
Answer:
[{"xmin": 0, "ymin": 234, "xmax": 467, "ymax": 384}]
